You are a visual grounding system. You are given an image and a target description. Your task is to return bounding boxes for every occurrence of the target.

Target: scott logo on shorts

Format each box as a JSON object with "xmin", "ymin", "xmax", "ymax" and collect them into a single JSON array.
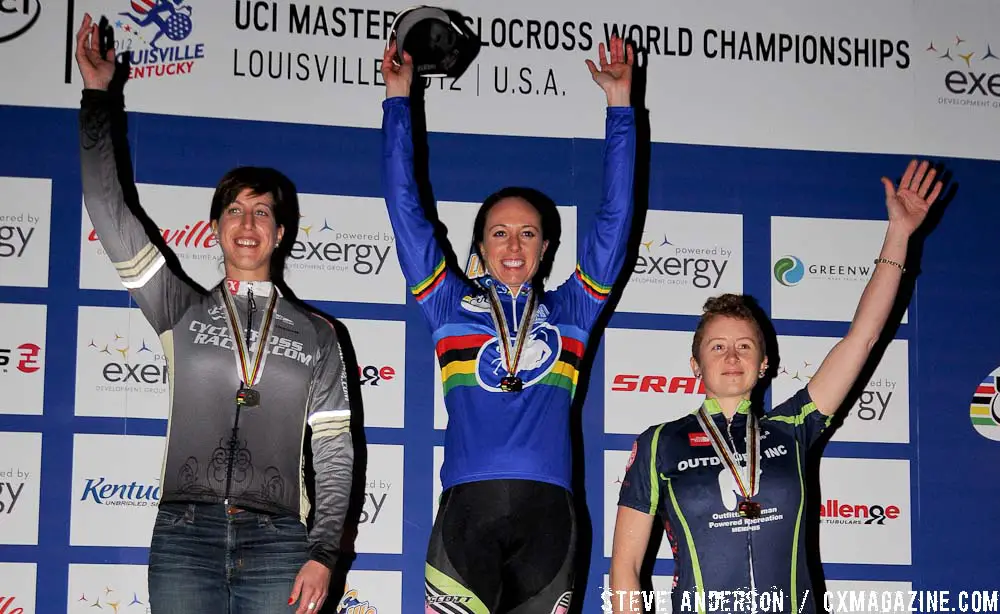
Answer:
[{"xmin": 475, "ymin": 322, "xmax": 562, "ymax": 392}]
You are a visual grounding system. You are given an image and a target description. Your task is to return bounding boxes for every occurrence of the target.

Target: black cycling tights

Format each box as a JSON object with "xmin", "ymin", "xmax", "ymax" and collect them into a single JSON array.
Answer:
[{"xmin": 424, "ymin": 479, "xmax": 576, "ymax": 614}]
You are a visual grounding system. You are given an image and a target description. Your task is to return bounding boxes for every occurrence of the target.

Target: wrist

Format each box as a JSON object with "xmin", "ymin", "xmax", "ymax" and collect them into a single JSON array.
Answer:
[{"xmin": 606, "ymin": 92, "xmax": 630, "ymax": 107}]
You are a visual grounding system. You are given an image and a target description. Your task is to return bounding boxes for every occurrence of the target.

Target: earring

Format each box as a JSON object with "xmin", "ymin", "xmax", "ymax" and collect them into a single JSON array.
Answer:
[{"xmin": 758, "ymin": 369, "xmax": 766, "ymax": 379}]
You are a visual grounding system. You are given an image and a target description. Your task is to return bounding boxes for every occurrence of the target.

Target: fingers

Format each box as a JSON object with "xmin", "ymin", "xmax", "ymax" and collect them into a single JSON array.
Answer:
[
  {"xmin": 598, "ymin": 41, "xmax": 608, "ymax": 68},
  {"xmin": 75, "ymin": 14, "xmax": 92, "ymax": 61},
  {"xmin": 926, "ymin": 179, "xmax": 943, "ymax": 205},
  {"xmin": 880, "ymin": 177, "xmax": 896, "ymax": 203},
  {"xmin": 584, "ymin": 58, "xmax": 599, "ymax": 79},
  {"xmin": 626, "ymin": 42, "xmax": 635, "ymax": 66},
  {"xmin": 288, "ymin": 575, "xmax": 303, "ymax": 608},
  {"xmin": 295, "ymin": 589, "xmax": 326, "ymax": 614},
  {"xmin": 899, "ymin": 159, "xmax": 918, "ymax": 191}
]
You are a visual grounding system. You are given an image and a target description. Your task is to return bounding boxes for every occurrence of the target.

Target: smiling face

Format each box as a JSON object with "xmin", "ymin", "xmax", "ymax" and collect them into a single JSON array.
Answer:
[
  {"xmin": 690, "ymin": 315, "xmax": 767, "ymax": 400},
  {"xmin": 212, "ymin": 188, "xmax": 284, "ymax": 281},
  {"xmin": 477, "ymin": 196, "xmax": 549, "ymax": 292}
]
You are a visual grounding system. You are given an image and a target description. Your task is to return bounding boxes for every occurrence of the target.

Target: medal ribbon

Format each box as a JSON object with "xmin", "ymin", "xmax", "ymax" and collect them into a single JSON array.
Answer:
[
  {"xmin": 486, "ymin": 286, "xmax": 538, "ymax": 378},
  {"xmin": 695, "ymin": 405, "xmax": 761, "ymax": 500},
  {"xmin": 220, "ymin": 283, "xmax": 279, "ymax": 388}
]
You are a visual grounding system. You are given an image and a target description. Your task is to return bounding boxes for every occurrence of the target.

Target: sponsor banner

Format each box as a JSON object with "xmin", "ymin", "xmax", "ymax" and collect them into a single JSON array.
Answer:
[
  {"xmin": 604, "ymin": 449, "xmax": 671, "ymax": 559},
  {"xmin": 604, "ymin": 328, "xmax": 704, "ymax": 435},
  {"xmin": 336, "ymin": 570, "xmax": 402, "ymax": 614},
  {"xmin": 339, "ymin": 318, "xmax": 405, "ymax": 428},
  {"xmin": 969, "ymin": 364, "xmax": 1000, "ymax": 441},
  {"xmin": 914, "ymin": 0, "xmax": 1000, "ymax": 165},
  {"xmin": 0, "ymin": 303, "xmax": 46, "ymax": 416},
  {"xmin": 771, "ymin": 216, "xmax": 908, "ymax": 323},
  {"xmin": 67, "ymin": 564, "xmax": 148, "ymax": 613},
  {"xmin": 0, "ymin": 562, "xmax": 37, "ymax": 614},
  {"xmin": 17, "ymin": 2, "xmax": 999, "ymax": 159},
  {"xmin": 79, "ymin": 185, "xmax": 224, "ymax": 291},
  {"xmin": 0, "ymin": 177, "xmax": 50, "ymax": 288},
  {"xmin": 818, "ymin": 457, "xmax": 911, "ymax": 565},
  {"xmin": 432, "ymin": 445, "xmax": 443, "ymax": 521},
  {"xmin": 353, "ymin": 444, "xmax": 403, "ymax": 554},
  {"xmin": 80, "ymin": 186, "xmax": 406, "ymax": 304},
  {"xmin": 69, "ymin": 434, "xmax": 165, "ymax": 547},
  {"xmin": 74, "ymin": 306, "xmax": 168, "ymax": 419},
  {"xmin": 771, "ymin": 336, "xmax": 909, "ymax": 444},
  {"xmin": 616, "ymin": 210, "xmax": 743, "ymax": 316},
  {"xmin": 284, "ymin": 194, "xmax": 404, "ymax": 305},
  {"xmin": 436, "ymin": 200, "xmax": 578, "ymax": 290},
  {"xmin": 0, "ymin": 432, "xmax": 41, "ymax": 546}
]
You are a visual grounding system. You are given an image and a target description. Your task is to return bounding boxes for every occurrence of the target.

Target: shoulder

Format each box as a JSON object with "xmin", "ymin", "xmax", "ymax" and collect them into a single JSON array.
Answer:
[
  {"xmin": 764, "ymin": 386, "xmax": 818, "ymax": 422},
  {"xmin": 280, "ymin": 298, "xmax": 340, "ymax": 346}
]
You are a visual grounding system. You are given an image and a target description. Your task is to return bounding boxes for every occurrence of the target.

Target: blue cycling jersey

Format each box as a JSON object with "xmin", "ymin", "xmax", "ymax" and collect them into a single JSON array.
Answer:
[{"xmin": 381, "ymin": 97, "xmax": 636, "ymax": 492}]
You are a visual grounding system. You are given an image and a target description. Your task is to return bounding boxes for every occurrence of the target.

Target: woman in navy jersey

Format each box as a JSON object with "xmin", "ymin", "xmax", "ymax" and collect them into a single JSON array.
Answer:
[{"xmin": 609, "ymin": 160, "xmax": 944, "ymax": 614}]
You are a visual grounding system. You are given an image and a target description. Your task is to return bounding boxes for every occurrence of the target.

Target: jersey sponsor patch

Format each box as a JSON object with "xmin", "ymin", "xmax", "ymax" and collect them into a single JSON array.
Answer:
[
  {"xmin": 689, "ymin": 432, "xmax": 711, "ymax": 447},
  {"xmin": 625, "ymin": 441, "xmax": 638, "ymax": 471},
  {"xmin": 460, "ymin": 293, "xmax": 491, "ymax": 313}
]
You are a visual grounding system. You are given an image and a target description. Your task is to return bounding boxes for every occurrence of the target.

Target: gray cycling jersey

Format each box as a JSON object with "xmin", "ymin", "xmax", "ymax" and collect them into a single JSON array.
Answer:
[{"xmin": 79, "ymin": 89, "xmax": 353, "ymax": 568}]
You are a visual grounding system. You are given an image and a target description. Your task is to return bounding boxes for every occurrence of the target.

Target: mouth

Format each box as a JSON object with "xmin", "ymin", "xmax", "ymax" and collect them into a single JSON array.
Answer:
[
  {"xmin": 722, "ymin": 370, "xmax": 745, "ymax": 377},
  {"xmin": 501, "ymin": 259, "xmax": 525, "ymax": 269},
  {"xmin": 234, "ymin": 237, "xmax": 260, "ymax": 248}
]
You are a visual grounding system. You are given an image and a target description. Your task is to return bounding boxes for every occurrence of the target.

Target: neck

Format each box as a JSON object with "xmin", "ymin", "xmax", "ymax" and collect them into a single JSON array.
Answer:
[
  {"xmin": 224, "ymin": 266, "xmax": 270, "ymax": 282},
  {"xmin": 707, "ymin": 394, "xmax": 751, "ymax": 420}
]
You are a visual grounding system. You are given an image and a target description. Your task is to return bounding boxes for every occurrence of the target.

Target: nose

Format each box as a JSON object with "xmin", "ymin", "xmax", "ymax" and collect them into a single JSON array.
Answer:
[
  {"xmin": 508, "ymin": 234, "xmax": 522, "ymax": 253},
  {"xmin": 240, "ymin": 210, "xmax": 255, "ymax": 229},
  {"xmin": 725, "ymin": 346, "xmax": 739, "ymax": 362}
]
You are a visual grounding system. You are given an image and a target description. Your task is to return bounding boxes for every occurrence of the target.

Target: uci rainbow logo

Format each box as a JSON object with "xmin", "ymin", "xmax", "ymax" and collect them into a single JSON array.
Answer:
[{"xmin": 970, "ymin": 368, "xmax": 1000, "ymax": 441}]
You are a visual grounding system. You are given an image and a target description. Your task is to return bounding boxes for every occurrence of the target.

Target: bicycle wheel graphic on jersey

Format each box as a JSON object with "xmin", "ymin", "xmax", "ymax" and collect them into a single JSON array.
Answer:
[
  {"xmin": 969, "ymin": 366, "xmax": 1000, "ymax": 441},
  {"xmin": 164, "ymin": 13, "xmax": 192, "ymax": 41}
]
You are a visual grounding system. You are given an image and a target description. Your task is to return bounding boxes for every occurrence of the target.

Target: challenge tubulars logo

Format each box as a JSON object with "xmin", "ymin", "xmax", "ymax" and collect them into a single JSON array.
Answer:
[{"xmin": 969, "ymin": 366, "xmax": 1000, "ymax": 441}]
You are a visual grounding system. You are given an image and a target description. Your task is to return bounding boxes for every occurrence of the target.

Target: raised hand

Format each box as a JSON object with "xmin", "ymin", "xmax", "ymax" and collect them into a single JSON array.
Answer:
[
  {"xmin": 382, "ymin": 40, "xmax": 413, "ymax": 99},
  {"xmin": 881, "ymin": 159, "xmax": 944, "ymax": 237},
  {"xmin": 586, "ymin": 35, "xmax": 633, "ymax": 107},
  {"xmin": 75, "ymin": 13, "xmax": 116, "ymax": 91}
]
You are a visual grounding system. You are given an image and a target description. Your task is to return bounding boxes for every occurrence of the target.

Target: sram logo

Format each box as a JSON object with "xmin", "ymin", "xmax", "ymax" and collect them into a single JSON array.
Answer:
[{"xmin": 611, "ymin": 374, "xmax": 705, "ymax": 394}]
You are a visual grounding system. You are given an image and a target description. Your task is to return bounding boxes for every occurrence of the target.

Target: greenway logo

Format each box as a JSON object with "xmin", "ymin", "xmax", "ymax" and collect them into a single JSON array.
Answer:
[{"xmin": 774, "ymin": 255, "xmax": 805, "ymax": 287}]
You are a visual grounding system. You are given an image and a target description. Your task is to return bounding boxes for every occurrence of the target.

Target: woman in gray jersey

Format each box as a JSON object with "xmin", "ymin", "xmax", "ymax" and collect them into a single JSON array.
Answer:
[{"xmin": 75, "ymin": 14, "xmax": 354, "ymax": 614}]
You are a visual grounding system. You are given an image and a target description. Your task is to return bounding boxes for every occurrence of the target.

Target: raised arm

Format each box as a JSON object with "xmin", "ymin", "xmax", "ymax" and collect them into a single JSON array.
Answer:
[
  {"xmin": 76, "ymin": 14, "xmax": 198, "ymax": 333},
  {"xmin": 806, "ymin": 159, "xmax": 943, "ymax": 415},
  {"xmin": 380, "ymin": 42, "xmax": 460, "ymax": 327},
  {"xmin": 559, "ymin": 37, "xmax": 636, "ymax": 322},
  {"xmin": 290, "ymin": 316, "xmax": 355, "ymax": 613}
]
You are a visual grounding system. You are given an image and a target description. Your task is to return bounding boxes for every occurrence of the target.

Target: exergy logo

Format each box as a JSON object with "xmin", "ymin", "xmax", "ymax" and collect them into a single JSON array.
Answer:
[
  {"xmin": 0, "ymin": 0, "xmax": 40, "ymax": 44},
  {"xmin": 86, "ymin": 334, "xmax": 168, "ymax": 392},
  {"xmin": 288, "ymin": 218, "xmax": 394, "ymax": 275},
  {"xmin": 927, "ymin": 35, "xmax": 1000, "ymax": 108},
  {"xmin": 0, "ymin": 214, "xmax": 38, "ymax": 259},
  {"xmin": 633, "ymin": 232, "xmax": 730, "ymax": 289},
  {"xmin": 0, "ymin": 466, "xmax": 27, "ymax": 515}
]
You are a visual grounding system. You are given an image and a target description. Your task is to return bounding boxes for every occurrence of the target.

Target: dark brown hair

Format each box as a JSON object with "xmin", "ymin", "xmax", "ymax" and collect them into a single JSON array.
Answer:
[{"xmin": 691, "ymin": 294, "xmax": 766, "ymax": 363}]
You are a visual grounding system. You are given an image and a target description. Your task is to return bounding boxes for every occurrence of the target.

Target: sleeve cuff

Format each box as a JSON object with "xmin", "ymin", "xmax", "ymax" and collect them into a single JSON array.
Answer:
[
  {"xmin": 81, "ymin": 88, "xmax": 124, "ymax": 109},
  {"xmin": 382, "ymin": 96, "xmax": 410, "ymax": 111},
  {"xmin": 307, "ymin": 542, "xmax": 339, "ymax": 570}
]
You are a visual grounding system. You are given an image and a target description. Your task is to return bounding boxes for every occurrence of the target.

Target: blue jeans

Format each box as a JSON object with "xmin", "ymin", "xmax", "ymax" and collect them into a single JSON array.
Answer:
[{"xmin": 148, "ymin": 502, "xmax": 309, "ymax": 614}]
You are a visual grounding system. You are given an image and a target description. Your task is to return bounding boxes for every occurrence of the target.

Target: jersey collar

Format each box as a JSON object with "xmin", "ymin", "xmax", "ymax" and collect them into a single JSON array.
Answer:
[
  {"xmin": 224, "ymin": 278, "xmax": 278, "ymax": 297},
  {"xmin": 476, "ymin": 274, "xmax": 533, "ymax": 300},
  {"xmin": 701, "ymin": 397, "xmax": 751, "ymax": 416}
]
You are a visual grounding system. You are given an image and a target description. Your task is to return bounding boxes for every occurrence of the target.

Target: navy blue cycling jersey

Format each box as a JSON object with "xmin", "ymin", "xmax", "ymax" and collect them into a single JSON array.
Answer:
[{"xmin": 618, "ymin": 386, "xmax": 831, "ymax": 613}]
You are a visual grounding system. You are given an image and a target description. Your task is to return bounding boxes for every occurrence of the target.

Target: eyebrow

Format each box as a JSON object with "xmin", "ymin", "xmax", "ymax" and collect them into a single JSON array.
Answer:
[
  {"xmin": 232, "ymin": 199, "xmax": 274, "ymax": 209},
  {"xmin": 489, "ymin": 223, "xmax": 539, "ymax": 230}
]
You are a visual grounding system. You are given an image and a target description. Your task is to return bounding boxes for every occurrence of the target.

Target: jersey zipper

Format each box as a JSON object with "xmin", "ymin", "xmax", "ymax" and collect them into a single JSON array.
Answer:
[{"xmin": 726, "ymin": 416, "xmax": 757, "ymax": 601}]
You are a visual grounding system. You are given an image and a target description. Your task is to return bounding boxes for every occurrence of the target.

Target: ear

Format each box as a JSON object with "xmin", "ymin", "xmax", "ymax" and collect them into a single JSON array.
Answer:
[
  {"xmin": 690, "ymin": 356, "xmax": 701, "ymax": 378},
  {"xmin": 541, "ymin": 239, "xmax": 550, "ymax": 257},
  {"xmin": 759, "ymin": 356, "xmax": 769, "ymax": 374},
  {"xmin": 211, "ymin": 220, "xmax": 219, "ymax": 236},
  {"xmin": 276, "ymin": 224, "xmax": 285, "ymax": 244}
]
